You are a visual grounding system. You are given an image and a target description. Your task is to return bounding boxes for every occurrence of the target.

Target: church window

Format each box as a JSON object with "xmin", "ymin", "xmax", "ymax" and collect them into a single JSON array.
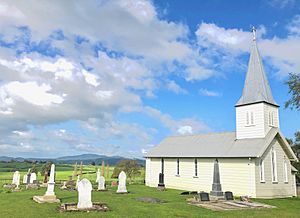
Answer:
[
  {"xmin": 250, "ymin": 111, "xmax": 254, "ymax": 125},
  {"xmin": 259, "ymin": 159, "xmax": 265, "ymax": 182},
  {"xmin": 194, "ymin": 158, "xmax": 198, "ymax": 177},
  {"xmin": 271, "ymin": 148, "xmax": 277, "ymax": 182},
  {"xmin": 176, "ymin": 158, "xmax": 180, "ymax": 175},
  {"xmin": 284, "ymin": 160, "xmax": 288, "ymax": 183},
  {"xmin": 246, "ymin": 112, "xmax": 250, "ymax": 125}
]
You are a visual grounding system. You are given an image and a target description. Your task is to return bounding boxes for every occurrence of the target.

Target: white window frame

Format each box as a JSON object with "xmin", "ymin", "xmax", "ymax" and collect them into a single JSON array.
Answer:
[
  {"xmin": 194, "ymin": 158, "xmax": 198, "ymax": 177},
  {"xmin": 245, "ymin": 111, "xmax": 254, "ymax": 126},
  {"xmin": 284, "ymin": 160, "xmax": 288, "ymax": 183},
  {"xmin": 271, "ymin": 148, "xmax": 278, "ymax": 183},
  {"xmin": 259, "ymin": 159, "xmax": 265, "ymax": 183},
  {"xmin": 176, "ymin": 158, "xmax": 180, "ymax": 176}
]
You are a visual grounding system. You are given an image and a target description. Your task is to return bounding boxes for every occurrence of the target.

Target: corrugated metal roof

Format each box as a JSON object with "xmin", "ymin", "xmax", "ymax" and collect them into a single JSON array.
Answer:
[
  {"xmin": 145, "ymin": 128, "xmax": 297, "ymax": 159},
  {"xmin": 235, "ymin": 38, "xmax": 279, "ymax": 107}
]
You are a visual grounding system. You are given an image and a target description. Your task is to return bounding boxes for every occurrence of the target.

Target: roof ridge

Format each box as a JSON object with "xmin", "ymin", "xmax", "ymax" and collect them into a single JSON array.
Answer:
[{"xmin": 167, "ymin": 131, "xmax": 235, "ymax": 138}]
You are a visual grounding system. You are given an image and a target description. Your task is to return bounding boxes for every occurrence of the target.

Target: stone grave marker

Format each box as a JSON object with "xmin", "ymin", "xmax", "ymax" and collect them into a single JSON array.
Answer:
[
  {"xmin": 26, "ymin": 169, "xmax": 31, "ymax": 184},
  {"xmin": 96, "ymin": 168, "xmax": 100, "ymax": 183},
  {"xmin": 76, "ymin": 175, "xmax": 80, "ymax": 189},
  {"xmin": 117, "ymin": 171, "xmax": 127, "ymax": 193},
  {"xmin": 33, "ymin": 164, "xmax": 60, "ymax": 203},
  {"xmin": 23, "ymin": 174, "xmax": 27, "ymax": 184},
  {"xmin": 77, "ymin": 178, "xmax": 93, "ymax": 209},
  {"xmin": 225, "ymin": 191, "xmax": 234, "ymax": 201},
  {"xmin": 30, "ymin": 172, "xmax": 37, "ymax": 184},
  {"xmin": 98, "ymin": 176, "xmax": 106, "ymax": 191},
  {"xmin": 199, "ymin": 192, "xmax": 210, "ymax": 201}
]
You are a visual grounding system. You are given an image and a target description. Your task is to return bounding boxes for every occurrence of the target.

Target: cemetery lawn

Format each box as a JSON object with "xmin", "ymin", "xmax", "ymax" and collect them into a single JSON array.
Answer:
[{"xmin": 0, "ymin": 184, "xmax": 299, "ymax": 218}]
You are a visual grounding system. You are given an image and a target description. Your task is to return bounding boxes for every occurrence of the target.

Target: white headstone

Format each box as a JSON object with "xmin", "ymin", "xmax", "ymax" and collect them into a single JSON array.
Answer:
[
  {"xmin": 23, "ymin": 174, "xmax": 27, "ymax": 184},
  {"xmin": 117, "ymin": 171, "xmax": 127, "ymax": 193},
  {"xmin": 98, "ymin": 176, "xmax": 105, "ymax": 190},
  {"xmin": 12, "ymin": 171, "xmax": 20, "ymax": 189},
  {"xmin": 45, "ymin": 164, "xmax": 55, "ymax": 196},
  {"xmin": 96, "ymin": 168, "xmax": 100, "ymax": 182},
  {"xmin": 30, "ymin": 172, "xmax": 37, "ymax": 184},
  {"xmin": 77, "ymin": 178, "xmax": 93, "ymax": 209},
  {"xmin": 61, "ymin": 181, "xmax": 67, "ymax": 189},
  {"xmin": 12, "ymin": 171, "xmax": 19, "ymax": 185}
]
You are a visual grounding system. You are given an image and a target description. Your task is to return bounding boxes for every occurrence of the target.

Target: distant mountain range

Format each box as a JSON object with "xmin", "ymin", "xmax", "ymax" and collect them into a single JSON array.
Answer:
[{"xmin": 0, "ymin": 153, "xmax": 145, "ymax": 166}]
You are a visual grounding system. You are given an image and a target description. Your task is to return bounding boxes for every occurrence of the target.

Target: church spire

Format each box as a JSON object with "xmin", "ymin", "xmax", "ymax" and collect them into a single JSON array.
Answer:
[{"xmin": 235, "ymin": 27, "xmax": 278, "ymax": 107}]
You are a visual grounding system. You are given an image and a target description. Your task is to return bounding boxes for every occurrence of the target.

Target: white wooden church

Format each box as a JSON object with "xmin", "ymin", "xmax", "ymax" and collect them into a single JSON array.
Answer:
[{"xmin": 145, "ymin": 29, "xmax": 298, "ymax": 198}]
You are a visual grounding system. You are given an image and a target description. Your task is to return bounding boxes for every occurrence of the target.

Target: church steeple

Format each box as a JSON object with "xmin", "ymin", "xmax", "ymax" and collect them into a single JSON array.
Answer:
[
  {"xmin": 235, "ymin": 27, "xmax": 279, "ymax": 140},
  {"xmin": 236, "ymin": 27, "xmax": 278, "ymax": 107}
]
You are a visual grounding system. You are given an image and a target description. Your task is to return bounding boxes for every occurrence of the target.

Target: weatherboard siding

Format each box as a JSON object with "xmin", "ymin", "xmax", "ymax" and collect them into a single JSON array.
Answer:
[
  {"xmin": 255, "ymin": 137, "xmax": 295, "ymax": 198},
  {"xmin": 236, "ymin": 103, "xmax": 266, "ymax": 139},
  {"xmin": 145, "ymin": 157, "xmax": 256, "ymax": 196},
  {"xmin": 263, "ymin": 103, "xmax": 279, "ymax": 136}
]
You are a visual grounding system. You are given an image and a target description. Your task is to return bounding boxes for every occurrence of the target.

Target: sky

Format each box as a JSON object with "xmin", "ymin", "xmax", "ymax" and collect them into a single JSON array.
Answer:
[{"xmin": 0, "ymin": 0, "xmax": 299, "ymax": 158}]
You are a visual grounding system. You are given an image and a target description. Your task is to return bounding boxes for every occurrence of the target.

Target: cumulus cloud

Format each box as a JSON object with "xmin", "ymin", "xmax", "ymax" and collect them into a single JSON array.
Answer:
[{"xmin": 199, "ymin": 88, "xmax": 222, "ymax": 97}]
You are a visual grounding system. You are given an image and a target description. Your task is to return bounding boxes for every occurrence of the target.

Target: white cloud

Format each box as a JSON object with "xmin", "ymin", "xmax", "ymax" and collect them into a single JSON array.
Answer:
[
  {"xmin": 2, "ymin": 81, "xmax": 64, "ymax": 106},
  {"xmin": 195, "ymin": 22, "xmax": 300, "ymax": 77},
  {"xmin": 199, "ymin": 88, "xmax": 221, "ymax": 97},
  {"xmin": 177, "ymin": 125, "xmax": 193, "ymax": 135},
  {"xmin": 82, "ymin": 70, "xmax": 99, "ymax": 87},
  {"xmin": 287, "ymin": 15, "xmax": 300, "ymax": 36},
  {"xmin": 166, "ymin": 80, "xmax": 187, "ymax": 94}
]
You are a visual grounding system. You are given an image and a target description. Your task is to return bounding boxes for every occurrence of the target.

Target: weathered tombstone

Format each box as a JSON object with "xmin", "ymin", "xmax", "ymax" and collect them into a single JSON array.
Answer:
[
  {"xmin": 77, "ymin": 178, "xmax": 93, "ymax": 209},
  {"xmin": 66, "ymin": 175, "xmax": 75, "ymax": 189},
  {"xmin": 199, "ymin": 192, "xmax": 210, "ymax": 201},
  {"xmin": 117, "ymin": 171, "xmax": 127, "ymax": 193},
  {"xmin": 30, "ymin": 172, "xmax": 37, "ymax": 184},
  {"xmin": 61, "ymin": 181, "xmax": 67, "ymax": 190},
  {"xmin": 26, "ymin": 169, "xmax": 31, "ymax": 184},
  {"xmin": 23, "ymin": 174, "xmax": 27, "ymax": 184},
  {"xmin": 33, "ymin": 164, "xmax": 60, "ymax": 203},
  {"xmin": 45, "ymin": 164, "xmax": 55, "ymax": 196},
  {"xmin": 225, "ymin": 191, "xmax": 234, "ymax": 201},
  {"xmin": 210, "ymin": 159, "xmax": 224, "ymax": 198},
  {"xmin": 12, "ymin": 171, "xmax": 20, "ymax": 186},
  {"xmin": 43, "ymin": 170, "xmax": 49, "ymax": 183},
  {"xmin": 157, "ymin": 173, "xmax": 165, "ymax": 190},
  {"xmin": 98, "ymin": 176, "xmax": 106, "ymax": 191},
  {"xmin": 96, "ymin": 169, "xmax": 100, "ymax": 183}
]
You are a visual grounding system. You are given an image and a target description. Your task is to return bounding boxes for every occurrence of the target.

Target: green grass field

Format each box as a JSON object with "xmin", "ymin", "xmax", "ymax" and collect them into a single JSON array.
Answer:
[
  {"xmin": 0, "ymin": 183, "xmax": 299, "ymax": 218},
  {"xmin": 0, "ymin": 162, "xmax": 299, "ymax": 217}
]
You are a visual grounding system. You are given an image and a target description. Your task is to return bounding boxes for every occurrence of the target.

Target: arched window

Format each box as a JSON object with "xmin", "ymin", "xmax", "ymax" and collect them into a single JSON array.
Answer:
[
  {"xmin": 271, "ymin": 148, "xmax": 277, "ymax": 182},
  {"xmin": 259, "ymin": 159, "xmax": 265, "ymax": 182},
  {"xmin": 194, "ymin": 158, "xmax": 198, "ymax": 177},
  {"xmin": 284, "ymin": 159, "xmax": 288, "ymax": 183},
  {"xmin": 176, "ymin": 158, "xmax": 180, "ymax": 175}
]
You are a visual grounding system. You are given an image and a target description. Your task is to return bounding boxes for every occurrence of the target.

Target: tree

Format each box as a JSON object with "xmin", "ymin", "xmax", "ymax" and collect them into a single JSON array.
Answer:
[
  {"xmin": 285, "ymin": 73, "xmax": 300, "ymax": 110},
  {"xmin": 91, "ymin": 161, "xmax": 96, "ymax": 166},
  {"xmin": 111, "ymin": 159, "xmax": 141, "ymax": 181},
  {"xmin": 287, "ymin": 132, "xmax": 300, "ymax": 183}
]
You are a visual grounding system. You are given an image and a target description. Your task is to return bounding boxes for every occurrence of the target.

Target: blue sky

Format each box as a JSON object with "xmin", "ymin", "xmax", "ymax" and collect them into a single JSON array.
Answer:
[{"xmin": 0, "ymin": 0, "xmax": 299, "ymax": 158}]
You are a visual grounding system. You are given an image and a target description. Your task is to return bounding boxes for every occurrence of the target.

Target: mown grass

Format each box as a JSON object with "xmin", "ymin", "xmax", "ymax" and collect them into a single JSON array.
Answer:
[{"xmin": 0, "ymin": 183, "xmax": 299, "ymax": 218}]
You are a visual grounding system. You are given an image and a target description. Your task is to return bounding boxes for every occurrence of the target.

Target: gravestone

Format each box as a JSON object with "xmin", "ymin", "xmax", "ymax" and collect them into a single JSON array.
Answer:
[
  {"xmin": 43, "ymin": 170, "xmax": 49, "ymax": 183},
  {"xmin": 77, "ymin": 178, "xmax": 93, "ymax": 209},
  {"xmin": 30, "ymin": 172, "xmax": 37, "ymax": 184},
  {"xmin": 61, "ymin": 181, "xmax": 67, "ymax": 190},
  {"xmin": 96, "ymin": 169, "xmax": 100, "ymax": 183},
  {"xmin": 26, "ymin": 169, "xmax": 31, "ymax": 184},
  {"xmin": 116, "ymin": 171, "xmax": 127, "ymax": 193},
  {"xmin": 98, "ymin": 176, "xmax": 106, "ymax": 191},
  {"xmin": 33, "ymin": 164, "xmax": 60, "ymax": 203},
  {"xmin": 66, "ymin": 175, "xmax": 75, "ymax": 188},
  {"xmin": 210, "ymin": 159, "xmax": 224, "ymax": 197},
  {"xmin": 225, "ymin": 191, "xmax": 234, "ymax": 201},
  {"xmin": 199, "ymin": 192, "xmax": 210, "ymax": 201},
  {"xmin": 23, "ymin": 174, "xmax": 27, "ymax": 184},
  {"xmin": 12, "ymin": 171, "xmax": 20, "ymax": 186}
]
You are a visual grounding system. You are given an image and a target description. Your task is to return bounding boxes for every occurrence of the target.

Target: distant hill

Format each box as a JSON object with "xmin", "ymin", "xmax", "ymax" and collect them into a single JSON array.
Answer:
[{"xmin": 0, "ymin": 153, "xmax": 145, "ymax": 166}]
